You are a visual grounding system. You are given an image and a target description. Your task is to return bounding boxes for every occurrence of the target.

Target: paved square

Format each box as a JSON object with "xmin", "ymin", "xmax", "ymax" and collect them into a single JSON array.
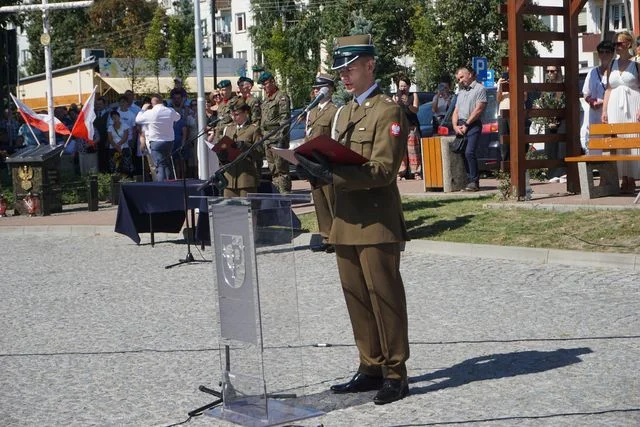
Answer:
[{"xmin": 0, "ymin": 235, "xmax": 638, "ymax": 426}]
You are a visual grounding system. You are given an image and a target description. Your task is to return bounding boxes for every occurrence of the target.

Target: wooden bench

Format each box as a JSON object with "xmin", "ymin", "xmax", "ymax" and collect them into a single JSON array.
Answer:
[{"xmin": 565, "ymin": 123, "xmax": 640, "ymax": 201}]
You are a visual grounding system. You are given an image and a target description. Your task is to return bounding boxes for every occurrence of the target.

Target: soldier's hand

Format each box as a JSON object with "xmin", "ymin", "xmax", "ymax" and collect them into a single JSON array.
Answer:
[{"xmin": 294, "ymin": 150, "xmax": 332, "ymax": 184}]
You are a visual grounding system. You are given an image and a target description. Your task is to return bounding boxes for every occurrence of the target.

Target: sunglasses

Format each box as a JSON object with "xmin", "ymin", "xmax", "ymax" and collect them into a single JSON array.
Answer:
[{"xmin": 546, "ymin": 69, "xmax": 558, "ymax": 73}]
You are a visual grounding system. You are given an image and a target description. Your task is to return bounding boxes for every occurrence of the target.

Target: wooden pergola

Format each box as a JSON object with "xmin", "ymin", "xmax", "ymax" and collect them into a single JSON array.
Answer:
[{"xmin": 504, "ymin": 0, "xmax": 640, "ymax": 198}]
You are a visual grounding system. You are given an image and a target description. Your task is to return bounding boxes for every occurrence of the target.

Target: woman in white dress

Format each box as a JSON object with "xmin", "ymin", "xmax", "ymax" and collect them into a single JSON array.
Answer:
[{"xmin": 602, "ymin": 31, "xmax": 640, "ymax": 194}]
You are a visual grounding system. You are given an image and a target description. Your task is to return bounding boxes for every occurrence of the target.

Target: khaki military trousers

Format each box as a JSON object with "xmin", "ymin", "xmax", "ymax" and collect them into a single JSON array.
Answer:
[
  {"xmin": 335, "ymin": 242, "xmax": 409, "ymax": 380},
  {"xmin": 223, "ymin": 187, "xmax": 257, "ymax": 198},
  {"xmin": 265, "ymin": 144, "xmax": 291, "ymax": 192},
  {"xmin": 312, "ymin": 184, "xmax": 334, "ymax": 241}
]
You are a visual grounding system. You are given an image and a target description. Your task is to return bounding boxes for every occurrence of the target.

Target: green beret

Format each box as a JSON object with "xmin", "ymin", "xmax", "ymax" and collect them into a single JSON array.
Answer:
[
  {"xmin": 257, "ymin": 71, "xmax": 274, "ymax": 85},
  {"xmin": 216, "ymin": 79, "xmax": 231, "ymax": 89},
  {"xmin": 237, "ymin": 76, "xmax": 254, "ymax": 86},
  {"xmin": 331, "ymin": 34, "xmax": 376, "ymax": 70}
]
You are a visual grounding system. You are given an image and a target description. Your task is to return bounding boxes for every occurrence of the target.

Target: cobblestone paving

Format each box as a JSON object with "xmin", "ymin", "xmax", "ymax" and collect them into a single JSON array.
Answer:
[{"xmin": 0, "ymin": 235, "xmax": 638, "ymax": 426}]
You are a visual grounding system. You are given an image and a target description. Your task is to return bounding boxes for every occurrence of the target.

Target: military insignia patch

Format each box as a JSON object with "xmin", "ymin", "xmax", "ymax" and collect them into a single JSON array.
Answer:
[{"xmin": 390, "ymin": 122, "xmax": 401, "ymax": 136}]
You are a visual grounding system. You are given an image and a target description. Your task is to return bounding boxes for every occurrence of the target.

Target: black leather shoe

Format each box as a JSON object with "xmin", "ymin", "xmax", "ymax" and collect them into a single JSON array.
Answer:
[
  {"xmin": 311, "ymin": 242, "xmax": 334, "ymax": 253},
  {"xmin": 324, "ymin": 244, "xmax": 335, "ymax": 253},
  {"xmin": 330, "ymin": 372, "xmax": 384, "ymax": 393},
  {"xmin": 373, "ymin": 379, "xmax": 409, "ymax": 405}
]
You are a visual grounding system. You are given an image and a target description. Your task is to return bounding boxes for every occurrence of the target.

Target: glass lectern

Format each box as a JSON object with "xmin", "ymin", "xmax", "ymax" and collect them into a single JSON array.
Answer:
[{"xmin": 205, "ymin": 193, "xmax": 323, "ymax": 426}]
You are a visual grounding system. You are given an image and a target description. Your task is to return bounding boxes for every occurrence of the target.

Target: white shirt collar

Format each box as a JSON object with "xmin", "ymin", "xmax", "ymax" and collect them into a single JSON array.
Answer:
[{"xmin": 354, "ymin": 83, "xmax": 378, "ymax": 106}]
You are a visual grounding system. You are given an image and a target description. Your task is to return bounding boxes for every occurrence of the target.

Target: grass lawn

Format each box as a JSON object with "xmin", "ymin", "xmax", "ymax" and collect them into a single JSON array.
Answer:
[{"xmin": 298, "ymin": 196, "xmax": 640, "ymax": 254}]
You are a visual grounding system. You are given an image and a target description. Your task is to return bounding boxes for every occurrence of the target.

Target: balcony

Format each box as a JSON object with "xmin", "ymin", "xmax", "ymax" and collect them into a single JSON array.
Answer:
[{"xmin": 216, "ymin": 31, "xmax": 232, "ymax": 47}]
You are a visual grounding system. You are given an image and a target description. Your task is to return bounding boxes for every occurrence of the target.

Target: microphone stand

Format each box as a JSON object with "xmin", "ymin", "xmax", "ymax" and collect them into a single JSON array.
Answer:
[{"xmin": 165, "ymin": 116, "xmax": 223, "ymax": 269}]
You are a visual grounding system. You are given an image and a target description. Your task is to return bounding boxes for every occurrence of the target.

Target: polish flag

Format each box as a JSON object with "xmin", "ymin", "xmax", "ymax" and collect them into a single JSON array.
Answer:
[
  {"xmin": 70, "ymin": 87, "xmax": 97, "ymax": 143},
  {"xmin": 10, "ymin": 93, "xmax": 71, "ymax": 135}
]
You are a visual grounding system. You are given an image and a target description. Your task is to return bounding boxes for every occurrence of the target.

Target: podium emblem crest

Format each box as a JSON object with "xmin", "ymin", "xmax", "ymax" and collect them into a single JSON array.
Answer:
[{"xmin": 221, "ymin": 234, "xmax": 245, "ymax": 288}]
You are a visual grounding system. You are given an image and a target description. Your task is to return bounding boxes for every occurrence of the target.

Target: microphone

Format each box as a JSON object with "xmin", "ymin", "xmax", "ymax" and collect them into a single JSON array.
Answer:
[
  {"xmin": 207, "ymin": 114, "xmax": 228, "ymax": 127},
  {"xmin": 302, "ymin": 87, "xmax": 330, "ymax": 114}
]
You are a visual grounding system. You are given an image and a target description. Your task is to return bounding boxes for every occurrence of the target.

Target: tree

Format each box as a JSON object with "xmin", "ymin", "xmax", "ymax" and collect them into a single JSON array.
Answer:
[
  {"xmin": 0, "ymin": 0, "xmax": 24, "ymax": 29},
  {"xmin": 86, "ymin": 0, "xmax": 157, "ymax": 91},
  {"xmin": 251, "ymin": 0, "xmax": 321, "ymax": 106},
  {"xmin": 144, "ymin": 7, "xmax": 167, "ymax": 92},
  {"xmin": 167, "ymin": 0, "xmax": 195, "ymax": 86},
  {"xmin": 23, "ymin": 1, "xmax": 90, "ymax": 75},
  {"xmin": 409, "ymin": 0, "xmax": 550, "ymax": 90}
]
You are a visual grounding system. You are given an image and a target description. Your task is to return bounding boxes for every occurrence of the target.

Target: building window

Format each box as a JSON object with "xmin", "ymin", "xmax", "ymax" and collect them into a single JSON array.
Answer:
[
  {"xmin": 236, "ymin": 50, "xmax": 247, "ymax": 60},
  {"xmin": 21, "ymin": 49, "xmax": 30, "ymax": 64},
  {"xmin": 201, "ymin": 19, "xmax": 208, "ymax": 36},
  {"xmin": 236, "ymin": 13, "xmax": 246, "ymax": 33},
  {"xmin": 596, "ymin": 4, "xmax": 629, "ymax": 32}
]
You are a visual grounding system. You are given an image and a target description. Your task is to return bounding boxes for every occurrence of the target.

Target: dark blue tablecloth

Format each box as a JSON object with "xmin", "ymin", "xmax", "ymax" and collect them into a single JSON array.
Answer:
[
  {"xmin": 115, "ymin": 180, "xmax": 302, "ymax": 245},
  {"xmin": 115, "ymin": 180, "xmax": 213, "ymax": 244}
]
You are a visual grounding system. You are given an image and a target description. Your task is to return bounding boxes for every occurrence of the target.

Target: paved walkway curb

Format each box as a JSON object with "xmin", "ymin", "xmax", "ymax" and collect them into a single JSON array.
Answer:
[
  {"xmin": 2, "ymin": 225, "xmax": 636, "ymax": 271},
  {"xmin": 485, "ymin": 201, "xmax": 640, "ymax": 212}
]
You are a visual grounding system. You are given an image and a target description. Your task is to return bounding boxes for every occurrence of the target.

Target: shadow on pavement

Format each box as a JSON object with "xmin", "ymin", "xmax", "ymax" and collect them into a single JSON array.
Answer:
[{"xmin": 408, "ymin": 347, "xmax": 593, "ymax": 395}]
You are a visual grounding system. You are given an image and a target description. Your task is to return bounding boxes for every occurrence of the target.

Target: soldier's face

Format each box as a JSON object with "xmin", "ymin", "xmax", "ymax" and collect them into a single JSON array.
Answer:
[
  {"xmin": 338, "ymin": 57, "xmax": 374, "ymax": 96},
  {"xmin": 262, "ymin": 78, "xmax": 276, "ymax": 93},
  {"xmin": 222, "ymin": 86, "xmax": 233, "ymax": 99},
  {"xmin": 239, "ymin": 82, "xmax": 252, "ymax": 96},
  {"xmin": 232, "ymin": 109, "xmax": 247, "ymax": 124}
]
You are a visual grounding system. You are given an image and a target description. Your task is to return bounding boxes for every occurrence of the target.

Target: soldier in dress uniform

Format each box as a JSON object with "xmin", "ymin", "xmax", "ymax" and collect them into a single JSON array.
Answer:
[
  {"xmin": 304, "ymin": 74, "xmax": 338, "ymax": 253},
  {"xmin": 219, "ymin": 98, "xmax": 263, "ymax": 198},
  {"xmin": 295, "ymin": 34, "xmax": 410, "ymax": 405},
  {"xmin": 257, "ymin": 71, "xmax": 292, "ymax": 193},
  {"xmin": 215, "ymin": 79, "xmax": 237, "ymax": 138},
  {"xmin": 237, "ymin": 76, "xmax": 261, "ymax": 124}
]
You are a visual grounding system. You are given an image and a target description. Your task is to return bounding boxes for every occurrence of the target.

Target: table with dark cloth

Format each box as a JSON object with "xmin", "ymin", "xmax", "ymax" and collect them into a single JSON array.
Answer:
[
  {"xmin": 115, "ymin": 180, "xmax": 302, "ymax": 245},
  {"xmin": 115, "ymin": 180, "xmax": 213, "ymax": 244}
]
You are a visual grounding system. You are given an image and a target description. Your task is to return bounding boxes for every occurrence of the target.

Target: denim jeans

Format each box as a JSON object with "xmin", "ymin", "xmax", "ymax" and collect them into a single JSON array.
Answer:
[
  {"xmin": 149, "ymin": 140, "xmax": 174, "ymax": 181},
  {"xmin": 459, "ymin": 120, "xmax": 481, "ymax": 184}
]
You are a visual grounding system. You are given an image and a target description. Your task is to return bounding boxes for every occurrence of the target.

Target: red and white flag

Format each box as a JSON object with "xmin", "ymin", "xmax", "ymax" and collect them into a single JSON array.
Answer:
[
  {"xmin": 70, "ymin": 86, "xmax": 97, "ymax": 143},
  {"xmin": 9, "ymin": 93, "xmax": 71, "ymax": 135}
]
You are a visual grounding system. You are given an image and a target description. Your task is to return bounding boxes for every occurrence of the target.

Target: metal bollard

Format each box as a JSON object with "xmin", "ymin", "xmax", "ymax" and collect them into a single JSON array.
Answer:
[
  {"xmin": 110, "ymin": 175, "xmax": 120, "ymax": 206},
  {"xmin": 87, "ymin": 175, "xmax": 99, "ymax": 211}
]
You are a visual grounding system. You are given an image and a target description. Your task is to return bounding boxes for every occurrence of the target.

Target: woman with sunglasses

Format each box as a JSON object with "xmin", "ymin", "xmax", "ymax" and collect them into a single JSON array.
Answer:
[{"xmin": 602, "ymin": 31, "xmax": 640, "ymax": 194}]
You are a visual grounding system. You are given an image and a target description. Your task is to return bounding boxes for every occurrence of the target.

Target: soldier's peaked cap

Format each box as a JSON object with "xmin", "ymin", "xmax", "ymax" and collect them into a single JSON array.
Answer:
[
  {"xmin": 229, "ymin": 97, "xmax": 249, "ymax": 111},
  {"xmin": 312, "ymin": 74, "xmax": 335, "ymax": 88},
  {"xmin": 331, "ymin": 34, "xmax": 376, "ymax": 70}
]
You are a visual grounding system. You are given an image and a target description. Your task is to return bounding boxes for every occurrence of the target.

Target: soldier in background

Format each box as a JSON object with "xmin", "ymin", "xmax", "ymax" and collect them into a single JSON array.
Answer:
[
  {"xmin": 237, "ymin": 76, "xmax": 261, "ymax": 124},
  {"xmin": 258, "ymin": 71, "xmax": 291, "ymax": 193},
  {"xmin": 218, "ymin": 98, "xmax": 263, "ymax": 198},
  {"xmin": 215, "ymin": 80, "xmax": 237, "ymax": 138},
  {"xmin": 303, "ymin": 74, "xmax": 338, "ymax": 252}
]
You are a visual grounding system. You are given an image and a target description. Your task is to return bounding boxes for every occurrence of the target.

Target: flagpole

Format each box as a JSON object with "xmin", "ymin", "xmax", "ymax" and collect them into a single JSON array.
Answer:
[{"xmin": 26, "ymin": 122, "xmax": 43, "ymax": 146}]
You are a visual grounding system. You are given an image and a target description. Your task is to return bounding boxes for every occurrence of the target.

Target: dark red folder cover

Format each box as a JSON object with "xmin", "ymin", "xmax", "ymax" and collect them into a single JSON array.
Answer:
[
  {"xmin": 212, "ymin": 135, "xmax": 242, "ymax": 162},
  {"xmin": 295, "ymin": 134, "xmax": 367, "ymax": 165}
]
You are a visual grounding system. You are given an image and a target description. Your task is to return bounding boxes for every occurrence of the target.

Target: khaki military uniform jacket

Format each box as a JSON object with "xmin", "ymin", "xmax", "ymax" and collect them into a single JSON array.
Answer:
[
  {"xmin": 305, "ymin": 101, "xmax": 339, "ymax": 142},
  {"xmin": 329, "ymin": 88, "xmax": 410, "ymax": 245},
  {"xmin": 222, "ymin": 121, "xmax": 263, "ymax": 189},
  {"xmin": 245, "ymin": 96, "xmax": 262, "ymax": 125},
  {"xmin": 215, "ymin": 95, "xmax": 237, "ymax": 137},
  {"xmin": 260, "ymin": 89, "xmax": 290, "ymax": 147}
]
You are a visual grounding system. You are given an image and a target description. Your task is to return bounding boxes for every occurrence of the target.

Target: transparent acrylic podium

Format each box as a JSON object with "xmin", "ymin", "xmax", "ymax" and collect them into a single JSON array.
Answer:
[{"xmin": 205, "ymin": 193, "xmax": 323, "ymax": 426}]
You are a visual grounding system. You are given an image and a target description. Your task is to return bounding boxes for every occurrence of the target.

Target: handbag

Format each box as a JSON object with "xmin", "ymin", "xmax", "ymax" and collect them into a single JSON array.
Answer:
[{"xmin": 450, "ymin": 134, "xmax": 467, "ymax": 154}]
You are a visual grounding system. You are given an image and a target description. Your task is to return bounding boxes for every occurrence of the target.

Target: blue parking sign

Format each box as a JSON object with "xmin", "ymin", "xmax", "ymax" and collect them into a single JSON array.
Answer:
[
  {"xmin": 472, "ymin": 56, "xmax": 488, "ymax": 81},
  {"xmin": 484, "ymin": 70, "xmax": 495, "ymax": 87}
]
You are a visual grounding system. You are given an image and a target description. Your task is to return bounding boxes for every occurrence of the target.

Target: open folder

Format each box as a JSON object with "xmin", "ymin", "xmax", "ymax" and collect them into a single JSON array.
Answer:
[
  {"xmin": 211, "ymin": 135, "xmax": 243, "ymax": 162},
  {"xmin": 272, "ymin": 134, "xmax": 368, "ymax": 166}
]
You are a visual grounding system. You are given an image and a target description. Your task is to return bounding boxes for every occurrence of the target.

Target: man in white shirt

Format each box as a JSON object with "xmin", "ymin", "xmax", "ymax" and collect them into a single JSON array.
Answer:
[{"xmin": 135, "ymin": 94, "xmax": 181, "ymax": 181}]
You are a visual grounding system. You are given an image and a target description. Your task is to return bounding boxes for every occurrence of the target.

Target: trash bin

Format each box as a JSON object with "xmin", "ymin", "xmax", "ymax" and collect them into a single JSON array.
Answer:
[{"xmin": 421, "ymin": 136, "xmax": 467, "ymax": 192}]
